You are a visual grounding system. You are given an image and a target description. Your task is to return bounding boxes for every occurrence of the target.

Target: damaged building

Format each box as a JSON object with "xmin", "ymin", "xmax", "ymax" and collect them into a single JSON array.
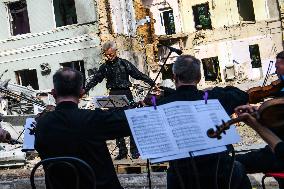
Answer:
[
  {"xmin": 0, "ymin": 0, "xmax": 283, "ymax": 94},
  {"xmin": 0, "ymin": 0, "xmax": 155, "ymax": 96},
  {"xmin": 144, "ymin": 0, "xmax": 284, "ymax": 85}
]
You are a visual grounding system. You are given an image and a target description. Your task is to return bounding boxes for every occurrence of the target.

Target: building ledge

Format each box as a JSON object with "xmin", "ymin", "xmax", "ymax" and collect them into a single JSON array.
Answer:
[
  {"xmin": 0, "ymin": 21, "xmax": 98, "ymax": 44},
  {"xmin": 157, "ymin": 33, "xmax": 188, "ymax": 41}
]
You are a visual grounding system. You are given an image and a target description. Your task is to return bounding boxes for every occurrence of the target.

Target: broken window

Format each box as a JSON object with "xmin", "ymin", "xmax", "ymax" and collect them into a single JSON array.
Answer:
[
  {"xmin": 201, "ymin": 57, "xmax": 221, "ymax": 81},
  {"xmin": 249, "ymin": 44, "xmax": 262, "ymax": 68},
  {"xmin": 60, "ymin": 60, "xmax": 86, "ymax": 86},
  {"xmin": 53, "ymin": 0, "xmax": 78, "ymax": 27},
  {"xmin": 161, "ymin": 9, "xmax": 176, "ymax": 35},
  {"xmin": 15, "ymin": 69, "xmax": 39, "ymax": 90},
  {"xmin": 237, "ymin": 0, "xmax": 255, "ymax": 21},
  {"xmin": 8, "ymin": 0, "xmax": 30, "ymax": 36},
  {"xmin": 192, "ymin": 3, "xmax": 212, "ymax": 30}
]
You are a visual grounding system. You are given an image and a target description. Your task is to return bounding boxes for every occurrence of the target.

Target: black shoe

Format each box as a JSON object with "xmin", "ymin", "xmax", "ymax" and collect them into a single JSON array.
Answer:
[{"xmin": 114, "ymin": 154, "xmax": 127, "ymax": 160}]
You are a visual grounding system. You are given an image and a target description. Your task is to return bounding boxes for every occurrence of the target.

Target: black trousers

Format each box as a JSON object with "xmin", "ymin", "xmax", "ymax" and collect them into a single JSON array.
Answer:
[
  {"xmin": 236, "ymin": 145, "xmax": 284, "ymax": 188},
  {"xmin": 109, "ymin": 88, "xmax": 138, "ymax": 156},
  {"xmin": 167, "ymin": 151, "xmax": 251, "ymax": 189}
]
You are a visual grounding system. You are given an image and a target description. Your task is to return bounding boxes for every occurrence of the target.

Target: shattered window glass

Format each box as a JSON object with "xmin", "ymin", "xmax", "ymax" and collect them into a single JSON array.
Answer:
[
  {"xmin": 249, "ymin": 44, "xmax": 262, "ymax": 68},
  {"xmin": 162, "ymin": 10, "xmax": 176, "ymax": 35},
  {"xmin": 192, "ymin": 3, "xmax": 212, "ymax": 30}
]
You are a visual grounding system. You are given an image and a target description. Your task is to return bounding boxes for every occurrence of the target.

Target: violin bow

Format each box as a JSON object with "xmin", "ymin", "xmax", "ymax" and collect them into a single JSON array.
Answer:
[{"xmin": 263, "ymin": 61, "xmax": 273, "ymax": 87}]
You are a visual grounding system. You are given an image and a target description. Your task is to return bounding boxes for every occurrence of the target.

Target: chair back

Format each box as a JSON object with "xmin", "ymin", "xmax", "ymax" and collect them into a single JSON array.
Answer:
[{"xmin": 30, "ymin": 157, "xmax": 96, "ymax": 189}]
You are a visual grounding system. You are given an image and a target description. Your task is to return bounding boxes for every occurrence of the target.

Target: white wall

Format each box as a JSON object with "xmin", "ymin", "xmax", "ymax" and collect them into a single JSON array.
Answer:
[
  {"xmin": 0, "ymin": 0, "xmax": 98, "ymax": 40},
  {"xmin": 194, "ymin": 34, "xmax": 280, "ymax": 82},
  {"xmin": 109, "ymin": 0, "xmax": 136, "ymax": 35},
  {"xmin": 0, "ymin": 1, "xmax": 11, "ymax": 40},
  {"xmin": 26, "ymin": 0, "xmax": 55, "ymax": 33}
]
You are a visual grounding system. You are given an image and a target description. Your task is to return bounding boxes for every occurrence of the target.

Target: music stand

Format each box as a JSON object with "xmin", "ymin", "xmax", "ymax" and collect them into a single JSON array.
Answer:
[{"xmin": 93, "ymin": 95, "xmax": 129, "ymax": 108}]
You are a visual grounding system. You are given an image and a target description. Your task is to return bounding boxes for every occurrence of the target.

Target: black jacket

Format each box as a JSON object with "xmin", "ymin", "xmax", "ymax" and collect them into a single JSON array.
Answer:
[
  {"xmin": 35, "ymin": 102, "xmax": 131, "ymax": 189},
  {"xmin": 158, "ymin": 85, "xmax": 248, "ymax": 115},
  {"xmin": 85, "ymin": 57, "xmax": 154, "ymax": 93}
]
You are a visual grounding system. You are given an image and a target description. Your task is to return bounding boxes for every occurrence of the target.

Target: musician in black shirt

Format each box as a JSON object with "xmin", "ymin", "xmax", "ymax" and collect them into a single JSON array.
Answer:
[
  {"xmin": 85, "ymin": 41, "xmax": 154, "ymax": 159},
  {"xmin": 235, "ymin": 51, "xmax": 284, "ymax": 188},
  {"xmin": 158, "ymin": 55, "xmax": 251, "ymax": 189},
  {"xmin": 35, "ymin": 67, "xmax": 131, "ymax": 189}
]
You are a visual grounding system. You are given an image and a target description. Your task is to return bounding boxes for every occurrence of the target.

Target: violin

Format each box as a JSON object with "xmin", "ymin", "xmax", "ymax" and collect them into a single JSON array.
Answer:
[
  {"xmin": 248, "ymin": 79, "xmax": 284, "ymax": 104},
  {"xmin": 207, "ymin": 98, "xmax": 284, "ymax": 139}
]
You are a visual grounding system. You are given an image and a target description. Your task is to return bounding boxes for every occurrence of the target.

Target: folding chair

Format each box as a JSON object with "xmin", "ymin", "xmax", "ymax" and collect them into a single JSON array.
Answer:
[
  {"xmin": 30, "ymin": 157, "xmax": 96, "ymax": 189},
  {"xmin": 262, "ymin": 172, "xmax": 284, "ymax": 189}
]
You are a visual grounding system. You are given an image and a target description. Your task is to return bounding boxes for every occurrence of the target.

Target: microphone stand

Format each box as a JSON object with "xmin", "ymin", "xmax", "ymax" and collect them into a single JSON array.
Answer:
[
  {"xmin": 145, "ymin": 51, "xmax": 173, "ymax": 98},
  {"xmin": 144, "ymin": 49, "xmax": 174, "ymax": 189}
]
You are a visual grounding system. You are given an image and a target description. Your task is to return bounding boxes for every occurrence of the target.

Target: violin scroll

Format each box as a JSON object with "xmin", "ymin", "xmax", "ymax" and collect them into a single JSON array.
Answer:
[{"xmin": 207, "ymin": 120, "xmax": 230, "ymax": 140}]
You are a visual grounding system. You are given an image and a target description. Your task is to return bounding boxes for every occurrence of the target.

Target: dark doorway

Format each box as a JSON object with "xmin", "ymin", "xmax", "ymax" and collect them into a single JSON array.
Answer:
[
  {"xmin": 8, "ymin": 0, "xmax": 30, "ymax": 36},
  {"xmin": 249, "ymin": 44, "xmax": 262, "ymax": 68},
  {"xmin": 15, "ymin": 69, "xmax": 39, "ymax": 90},
  {"xmin": 237, "ymin": 0, "xmax": 255, "ymax": 21},
  {"xmin": 162, "ymin": 9, "xmax": 176, "ymax": 35},
  {"xmin": 192, "ymin": 3, "xmax": 212, "ymax": 30},
  {"xmin": 60, "ymin": 60, "xmax": 86, "ymax": 86},
  {"xmin": 53, "ymin": 0, "xmax": 78, "ymax": 27},
  {"xmin": 201, "ymin": 57, "xmax": 221, "ymax": 81}
]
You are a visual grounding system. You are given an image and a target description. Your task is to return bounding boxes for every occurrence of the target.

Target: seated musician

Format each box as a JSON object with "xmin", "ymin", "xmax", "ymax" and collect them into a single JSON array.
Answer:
[
  {"xmin": 275, "ymin": 51, "xmax": 284, "ymax": 97},
  {"xmin": 34, "ymin": 67, "xmax": 132, "ymax": 189},
  {"xmin": 158, "ymin": 55, "xmax": 251, "ymax": 189},
  {"xmin": 235, "ymin": 104, "xmax": 284, "ymax": 188},
  {"xmin": 235, "ymin": 51, "xmax": 284, "ymax": 188}
]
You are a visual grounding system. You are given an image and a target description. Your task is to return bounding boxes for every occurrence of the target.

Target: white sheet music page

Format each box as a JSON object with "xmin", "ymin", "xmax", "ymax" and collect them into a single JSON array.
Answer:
[
  {"xmin": 22, "ymin": 118, "xmax": 35, "ymax": 151},
  {"xmin": 125, "ymin": 99, "xmax": 240, "ymax": 160}
]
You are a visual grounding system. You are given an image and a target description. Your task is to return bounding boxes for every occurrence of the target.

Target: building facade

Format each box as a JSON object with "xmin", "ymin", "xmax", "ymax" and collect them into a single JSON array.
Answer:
[
  {"xmin": 0, "ymin": 0, "xmax": 154, "ymax": 96},
  {"xmin": 145, "ymin": 0, "xmax": 283, "ymax": 85}
]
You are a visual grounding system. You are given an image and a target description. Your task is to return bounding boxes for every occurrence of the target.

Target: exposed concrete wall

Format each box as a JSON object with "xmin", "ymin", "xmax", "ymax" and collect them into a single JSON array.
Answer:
[
  {"xmin": 75, "ymin": 0, "xmax": 97, "ymax": 24},
  {"xmin": 0, "ymin": 0, "xmax": 103, "ymax": 95},
  {"xmin": 0, "ymin": 1, "xmax": 11, "ymax": 40},
  {"xmin": 179, "ymin": 0, "xmax": 240, "ymax": 33},
  {"xmin": 253, "ymin": 0, "xmax": 270, "ymax": 21},
  {"xmin": 26, "ymin": 0, "xmax": 55, "ymax": 33},
  {"xmin": 0, "ymin": 24, "xmax": 102, "ymax": 92},
  {"xmin": 179, "ymin": 0, "xmax": 276, "ymax": 33},
  {"xmin": 267, "ymin": 0, "xmax": 280, "ymax": 19},
  {"xmin": 189, "ymin": 19, "xmax": 283, "ymax": 83}
]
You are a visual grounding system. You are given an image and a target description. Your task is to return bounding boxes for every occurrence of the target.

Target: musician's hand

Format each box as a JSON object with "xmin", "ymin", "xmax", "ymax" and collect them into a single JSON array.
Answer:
[
  {"xmin": 235, "ymin": 105, "xmax": 262, "ymax": 130},
  {"xmin": 152, "ymin": 85, "xmax": 162, "ymax": 96},
  {"xmin": 234, "ymin": 105, "xmax": 258, "ymax": 116},
  {"xmin": 0, "ymin": 128, "xmax": 11, "ymax": 143}
]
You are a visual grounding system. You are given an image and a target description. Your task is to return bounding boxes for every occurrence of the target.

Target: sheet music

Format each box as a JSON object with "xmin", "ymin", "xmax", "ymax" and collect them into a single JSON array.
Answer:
[
  {"xmin": 125, "ymin": 100, "xmax": 240, "ymax": 161},
  {"xmin": 22, "ymin": 118, "xmax": 35, "ymax": 152}
]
